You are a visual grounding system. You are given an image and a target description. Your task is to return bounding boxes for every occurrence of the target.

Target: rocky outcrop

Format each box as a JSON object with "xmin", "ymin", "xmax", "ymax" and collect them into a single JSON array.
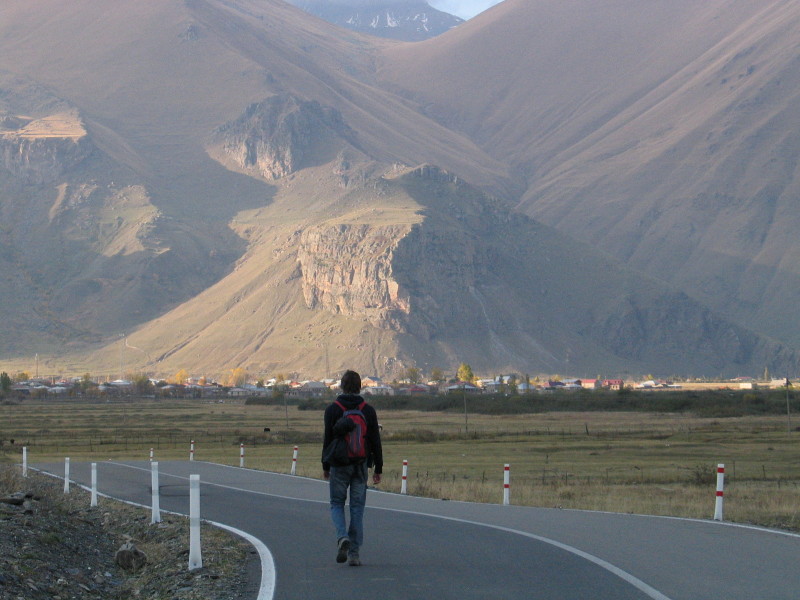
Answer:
[
  {"xmin": 298, "ymin": 223, "xmax": 413, "ymax": 330},
  {"xmin": 211, "ymin": 94, "xmax": 356, "ymax": 180},
  {"xmin": 114, "ymin": 541, "xmax": 147, "ymax": 572},
  {"xmin": 0, "ymin": 134, "xmax": 91, "ymax": 185},
  {"xmin": 0, "ymin": 111, "xmax": 91, "ymax": 185}
]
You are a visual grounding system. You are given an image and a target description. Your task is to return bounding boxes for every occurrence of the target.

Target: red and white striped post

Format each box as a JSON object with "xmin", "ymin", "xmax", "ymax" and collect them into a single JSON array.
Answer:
[
  {"xmin": 713, "ymin": 464, "xmax": 725, "ymax": 521},
  {"xmin": 503, "ymin": 464, "xmax": 511, "ymax": 505},
  {"xmin": 291, "ymin": 446, "xmax": 298, "ymax": 475},
  {"xmin": 190, "ymin": 440, "xmax": 195, "ymax": 461},
  {"xmin": 239, "ymin": 443, "xmax": 245, "ymax": 468},
  {"xmin": 401, "ymin": 460, "xmax": 408, "ymax": 494}
]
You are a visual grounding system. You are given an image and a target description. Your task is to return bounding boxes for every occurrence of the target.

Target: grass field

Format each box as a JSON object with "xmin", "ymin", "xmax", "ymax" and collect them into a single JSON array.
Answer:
[{"xmin": 1, "ymin": 396, "xmax": 798, "ymax": 532}]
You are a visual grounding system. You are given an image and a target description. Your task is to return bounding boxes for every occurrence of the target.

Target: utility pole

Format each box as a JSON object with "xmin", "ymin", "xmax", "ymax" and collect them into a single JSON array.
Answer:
[
  {"xmin": 787, "ymin": 376, "xmax": 792, "ymax": 434},
  {"xmin": 119, "ymin": 334, "xmax": 125, "ymax": 381},
  {"xmin": 463, "ymin": 387, "xmax": 469, "ymax": 434}
]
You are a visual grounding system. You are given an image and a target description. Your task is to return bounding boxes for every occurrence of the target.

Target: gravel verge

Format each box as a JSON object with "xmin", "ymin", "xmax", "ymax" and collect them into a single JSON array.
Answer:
[{"xmin": 0, "ymin": 464, "xmax": 258, "ymax": 600}]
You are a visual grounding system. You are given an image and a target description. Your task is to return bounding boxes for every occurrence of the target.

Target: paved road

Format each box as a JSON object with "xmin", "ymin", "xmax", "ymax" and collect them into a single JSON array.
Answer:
[{"xmin": 33, "ymin": 460, "xmax": 800, "ymax": 599}]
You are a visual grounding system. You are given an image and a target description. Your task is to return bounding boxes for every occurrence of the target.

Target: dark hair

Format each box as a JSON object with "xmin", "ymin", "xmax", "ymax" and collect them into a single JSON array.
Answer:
[{"xmin": 340, "ymin": 370, "xmax": 361, "ymax": 394}]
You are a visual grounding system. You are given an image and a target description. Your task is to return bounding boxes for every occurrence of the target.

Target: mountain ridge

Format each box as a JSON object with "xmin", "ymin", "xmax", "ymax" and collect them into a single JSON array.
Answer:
[{"xmin": 286, "ymin": 0, "xmax": 464, "ymax": 41}]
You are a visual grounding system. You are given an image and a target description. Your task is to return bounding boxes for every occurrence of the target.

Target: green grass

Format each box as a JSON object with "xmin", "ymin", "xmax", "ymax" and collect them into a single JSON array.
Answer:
[{"xmin": 2, "ymin": 396, "xmax": 799, "ymax": 531}]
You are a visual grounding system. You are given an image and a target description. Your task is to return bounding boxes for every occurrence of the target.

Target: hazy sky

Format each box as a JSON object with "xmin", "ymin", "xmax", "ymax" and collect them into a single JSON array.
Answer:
[{"xmin": 429, "ymin": 0, "xmax": 503, "ymax": 20}]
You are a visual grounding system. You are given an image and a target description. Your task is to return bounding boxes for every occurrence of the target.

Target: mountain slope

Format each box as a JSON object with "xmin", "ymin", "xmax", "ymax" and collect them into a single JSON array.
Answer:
[
  {"xmin": 81, "ymin": 163, "xmax": 792, "ymax": 379},
  {"xmin": 378, "ymin": 0, "xmax": 800, "ymax": 348},
  {"xmin": 0, "ymin": 0, "xmax": 794, "ymax": 379}
]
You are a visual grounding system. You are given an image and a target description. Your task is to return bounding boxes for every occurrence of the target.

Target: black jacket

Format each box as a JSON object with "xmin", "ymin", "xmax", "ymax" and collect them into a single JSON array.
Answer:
[{"xmin": 322, "ymin": 394, "xmax": 383, "ymax": 474}]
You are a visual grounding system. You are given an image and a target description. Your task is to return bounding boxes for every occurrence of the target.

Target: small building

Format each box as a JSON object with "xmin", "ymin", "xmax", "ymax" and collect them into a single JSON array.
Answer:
[
  {"xmin": 446, "ymin": 383, "xmax": 479, "ymax": 394},
  {"xmin": 405, "ymin": 384, "xmax": 431, "ymax": 394},
  {"xmin": 478, "ymin": 379, "xmax": 502, "ymax": 393},
  {"xmin": 362, "ymin": 384, "xmax": 394, "ymax": 396},
  {"xmin": 362, "ymin": 376, "xmax": 385, "ymax": 388},
  {"xmin": 579, "ymin": 379, "xmax": 600, "ymax": 390},
  {"xmin": 299, "ymin": 381, "xmax": 328, "ymax": 398},
  {"xmin": 603, "ymin": 379, "xmax": 625, "ymax": 390}
]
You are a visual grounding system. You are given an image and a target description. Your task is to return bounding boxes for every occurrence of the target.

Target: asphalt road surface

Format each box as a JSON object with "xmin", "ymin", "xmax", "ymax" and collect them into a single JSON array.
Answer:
[{"xmin": 32, "ymin": 460, "xmax": 800, "ymax": 599}]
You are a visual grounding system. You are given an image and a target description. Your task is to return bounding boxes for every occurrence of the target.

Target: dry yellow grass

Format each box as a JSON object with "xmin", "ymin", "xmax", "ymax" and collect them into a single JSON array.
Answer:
[{"xmin": 2, "ymin": 399, "xmax": 798, "ymax": 531}]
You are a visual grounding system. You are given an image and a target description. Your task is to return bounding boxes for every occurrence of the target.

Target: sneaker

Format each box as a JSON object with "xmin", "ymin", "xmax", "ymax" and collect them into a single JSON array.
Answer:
[
  {"xmin": 336, "ymin": 537, "xmax": 350, "ymax": 563},
  {"xmin": 348, "ymin": 553, "xmax": 361, "ymax": 567}
]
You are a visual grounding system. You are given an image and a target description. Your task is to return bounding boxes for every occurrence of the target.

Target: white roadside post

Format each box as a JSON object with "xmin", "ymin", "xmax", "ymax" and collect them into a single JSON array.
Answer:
[
  {"xmin": 150, "ymin": 448, "xmax": 154, "ymax": 462},
  {"xmin": 188, "ymin": 474, "xmax": 202, "ymax": 570},
  {"xmin": 22, "ymin": 446, "xmax": 27, "ymax": 478},
  {"xmin": 401, "ymin": 460, "xmax": 408, "ymax": 495},
  {"xmin": 291, "ymin": 446, "xmax": 298, "ymax": 475},
  {"xmin": 713, "ymin": 464, "xmax": 725, "ymax": 521},
  {"xmin": 90, "ymin": 463, "xmax": 98, "ymax": 507},
  {"xmin": 63, "ymin": 457, "xmax": 70, "ymax": 494},
  {"xmin": 239, "ymin": 443, "xmax": 245, "ymax": 468},
  {"xmin": 503, "ymin": 464, "xmax": 511, "ymax": 506},
  {"xmin": 190, "ymin": 440, "xmax": 195, "ymax": 461},
  {"xmin": 151, "ymin": 461, "xmax": 161, "ymax": 524}
]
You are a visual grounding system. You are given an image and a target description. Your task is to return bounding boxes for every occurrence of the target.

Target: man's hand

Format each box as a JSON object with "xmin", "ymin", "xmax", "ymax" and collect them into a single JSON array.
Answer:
[
  {"xmin": 323, "ymin": 471, "xmax": 330, "ymax": 480},
  {"xmin": 372, "ymin": 473, "xmax": 381, "ymax": 485}
]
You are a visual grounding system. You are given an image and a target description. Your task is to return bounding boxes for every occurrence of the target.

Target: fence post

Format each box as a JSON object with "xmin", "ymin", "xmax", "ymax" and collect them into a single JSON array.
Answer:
[
  {"xmin": 151, "ymin": 461, "xmax": 161, "ymax": 524},
  {"xmin": 188, "ymin": 474, "xmax": 202, "ymax": 570},
  {"xmin": 401, "ymin": 460, "xmax": 408, "ymax": 494},
  {"xmin": 713, "ymin": 464, "xmax": 725, "ymax": 521},
  {"xmin": 64, "ymin": 457, "xmax": 70, "ymax": 494},
  {"xmin": 190, "ymin": 440, "xmax": 195, "ymax": 461},
  {"xmin": 240, "ymin": 443, "xmax": 245, "ymax": 468},
  {"xmin": 22, "ymin": 447, "xmax": 27, "ymax": 478},
  {"xmin": 503, "ymin": 464, "xmax": 510, "ymax": 505},
  {"xmin": 90, "ymin": 463, "xmax": 98, "ymax": 507},
  {"xmin": 291, "ymin": 446, "xmax": 298, "ymax": 475}
]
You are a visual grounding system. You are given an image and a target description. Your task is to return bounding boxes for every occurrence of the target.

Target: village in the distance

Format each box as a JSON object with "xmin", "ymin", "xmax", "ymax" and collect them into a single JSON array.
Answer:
[{"xmin": 1, "ymin": 366, "xmax": 793, "ymax": 400}]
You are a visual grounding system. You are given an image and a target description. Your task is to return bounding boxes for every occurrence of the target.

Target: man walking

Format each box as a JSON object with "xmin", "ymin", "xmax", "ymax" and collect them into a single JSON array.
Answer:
[{"xmin": 322, "ymin": 370, "xmax": 383, "ymax": 566}]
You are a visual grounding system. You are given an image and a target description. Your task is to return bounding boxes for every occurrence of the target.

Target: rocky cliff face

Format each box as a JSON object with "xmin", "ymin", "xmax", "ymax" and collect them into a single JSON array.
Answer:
[
  {"xmin": 298, "ymin": 223, "xmax": 413, "ymax": 330},
  {"xmin": 297, "ymin": 166, "xmax": 495, "ymax": 339},
  {"xmin": 0, "ymin": 130, "xmax": 92, "ymax": 185},
  {"xmin": 210, "ymin": 94, "xmax": 356, "ymax": 180},
  {"xmin": 286, "ymin": 0, "xmax": 463, "ymax": 41}
]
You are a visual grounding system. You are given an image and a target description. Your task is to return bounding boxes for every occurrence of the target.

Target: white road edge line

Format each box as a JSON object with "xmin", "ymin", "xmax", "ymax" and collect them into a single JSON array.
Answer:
[
  {"xmin": 30, "ymin": 466, "xmax": 276, "ymax": 600},
  {"xmin": 107, "ymin": 461, "xmax": 671, "ymax": 600}
]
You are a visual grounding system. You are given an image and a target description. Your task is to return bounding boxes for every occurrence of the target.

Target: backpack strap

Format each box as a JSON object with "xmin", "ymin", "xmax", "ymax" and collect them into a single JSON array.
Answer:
[{"xmin": 334, "ymin": 400, "xmax": 366, "ymax": 413}]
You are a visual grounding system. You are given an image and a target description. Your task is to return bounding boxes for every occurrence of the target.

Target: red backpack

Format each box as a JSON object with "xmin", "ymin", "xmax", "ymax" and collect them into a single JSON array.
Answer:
[{"xmin": 334, "ymin": 400, "xmax": 368, "ymax": 460}]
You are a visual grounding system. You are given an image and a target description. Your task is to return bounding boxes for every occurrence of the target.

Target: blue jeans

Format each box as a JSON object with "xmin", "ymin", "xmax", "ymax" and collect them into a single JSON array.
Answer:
[{"xmin": 329, "ymin": 462, "xmax": 368, "ymax": 554}]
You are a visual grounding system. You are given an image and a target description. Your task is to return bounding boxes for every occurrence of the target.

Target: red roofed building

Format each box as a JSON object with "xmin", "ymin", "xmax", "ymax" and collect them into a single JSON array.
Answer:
[{"xmin": 603, "ymin": 379, "xmax": 625, "ymax": 390}]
